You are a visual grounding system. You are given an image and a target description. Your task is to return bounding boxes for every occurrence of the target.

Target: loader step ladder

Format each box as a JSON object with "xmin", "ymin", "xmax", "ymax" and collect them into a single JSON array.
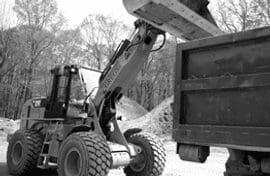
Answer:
[{"xmin": 37, "ymin": 121, "xmax": 60, "ymax": 169}]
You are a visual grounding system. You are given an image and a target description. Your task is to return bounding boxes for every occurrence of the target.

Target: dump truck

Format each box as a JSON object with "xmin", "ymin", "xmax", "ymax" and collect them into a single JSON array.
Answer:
[
  {"xmin": 173, "ymin": 26, "xmax": 270, "ymax": 176},
  {"xmin": 123, "ymin": 0, "xmax": 270, "ymax": 176}
]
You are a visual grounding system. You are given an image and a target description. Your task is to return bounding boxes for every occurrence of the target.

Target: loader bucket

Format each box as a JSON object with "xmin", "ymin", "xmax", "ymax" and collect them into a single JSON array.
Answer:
[{"xmin": 123, "ymin": 0, "xmax": 223, "ymax": 40}]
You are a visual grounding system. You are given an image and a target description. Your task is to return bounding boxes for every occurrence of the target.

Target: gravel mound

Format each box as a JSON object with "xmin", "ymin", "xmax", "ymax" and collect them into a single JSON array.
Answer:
[
  {"xmin": 116, "ymin": 96, "xmax": 148, "ymax": 121},
  {"xmin": 0, "ymin": 118, "xmax": 20, "ymax": 136},
  {"xmin": 119, "ymin": 96, "xmax": 173, "ymax": 138}
]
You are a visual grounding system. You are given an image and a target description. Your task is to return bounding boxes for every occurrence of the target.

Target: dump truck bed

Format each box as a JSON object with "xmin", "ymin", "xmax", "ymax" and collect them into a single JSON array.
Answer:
[{"xmin": 173, "ymin": 27, "xmax": 270, "ymax": 151}]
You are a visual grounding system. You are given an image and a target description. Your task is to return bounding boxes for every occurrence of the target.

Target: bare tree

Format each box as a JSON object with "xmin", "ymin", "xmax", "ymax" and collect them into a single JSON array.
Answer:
[
  {"xmin": 80, "ymin": 14, "xmax": 131, "ymax": 70},
  {"xmin": 216, "ymin": 0, "xmax": 270, "ymax": 32},
  {"xmin": 0, "ymin": 0, "xmax": 18, "ymax": 79},
  {"xmin": 12, "ymin": 0, "xmax": 64, "ymax": 117},
  {"xmin": 51, "ymin": 28, "xmax": 84, "ymax": 65},
  {"xmin": 0, "ymin": 0, "xmax": 15, "ymax": 28}
]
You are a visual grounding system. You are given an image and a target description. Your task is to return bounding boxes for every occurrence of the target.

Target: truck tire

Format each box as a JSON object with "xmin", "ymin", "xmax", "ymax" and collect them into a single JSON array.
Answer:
[
  {"xmin": 58, "ymin": 132, "xmax": 112, "ymax": 176},
  {"xmin": 124, "ymin": 133, "xmax": 166, "ymax": 176},
  {"xmin": 7, "ymin": 129, "xmax": 43, "ymax": 176}
]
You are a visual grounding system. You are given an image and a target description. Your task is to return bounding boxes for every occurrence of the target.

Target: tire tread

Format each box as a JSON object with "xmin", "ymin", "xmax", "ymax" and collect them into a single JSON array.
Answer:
[
  {"xmin": 124, "ymin": 133, "xmax": 166, "ymax": 176},
  {"xmin": 58, "ymin": 132, "xmax": 112, "ymax": 176},
  {"xmin": 7, "ymin": 129, "xmax": 43, "ymax": 176}
]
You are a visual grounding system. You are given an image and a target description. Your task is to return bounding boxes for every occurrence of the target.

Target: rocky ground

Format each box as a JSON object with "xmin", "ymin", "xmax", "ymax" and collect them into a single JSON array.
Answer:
[
  {"xmin": 0, "ymin": 140, "xmax": 228, "ymax": 176},
  {"xmin": 0, "ymin": 96, "xmax": 229, "ymax": 176},
  {"xmin": 109, "ymin": 140, "xmax": 228, "ymax": 176}
]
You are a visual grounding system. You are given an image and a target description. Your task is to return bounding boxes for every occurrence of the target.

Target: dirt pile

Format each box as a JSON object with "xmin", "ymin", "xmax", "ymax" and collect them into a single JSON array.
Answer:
[
  {"xmin": 119, "ymin": 96, "xmax": 173, "ymax": 138},
  {"xmin": 116, "ymin": 96, "xmax": 148, "ymax": 121},
  {"xmin": 0, "ymin": 118, "xmax": 20, "ymax": 142}
]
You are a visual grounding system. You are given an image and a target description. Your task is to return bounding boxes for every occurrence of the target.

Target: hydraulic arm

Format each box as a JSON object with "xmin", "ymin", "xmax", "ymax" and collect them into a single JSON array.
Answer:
[
  {"xmin": 93, "ymin": 0, "xmax": 221, "ymax": 129},
  {"xmin": 93, "ymin": 20, "xmax": 164, "ymax": 120}
]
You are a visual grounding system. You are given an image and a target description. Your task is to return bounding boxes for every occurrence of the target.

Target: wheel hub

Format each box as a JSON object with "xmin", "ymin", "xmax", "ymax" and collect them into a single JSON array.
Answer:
[
  {"xmin": 64, "ymin": 148, "xmax": 82, "ymax": 176},
  {"xmin": 11, "ymin": 141, "xmax": 23, "ymax": 165},
  {"xmin": 130, "ymin": 150, "xmax": 147, "ymax": 172}
]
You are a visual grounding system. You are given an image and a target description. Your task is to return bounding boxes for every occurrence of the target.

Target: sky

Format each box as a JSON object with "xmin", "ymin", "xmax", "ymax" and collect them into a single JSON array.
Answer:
[
  {"xmin": 57, "ymin": 0, "xmax": 136, "ymax": 27},
  {"xmin": 0, "ymin": 0, "xmax": 136, "ymax": 28},
  {"xmin": 0, "ymin": 0, "xmax": 218, "ymax": 28},
  {"xmin": 57, "ymin": 0, "xmax": 218, "ymax": 27}
]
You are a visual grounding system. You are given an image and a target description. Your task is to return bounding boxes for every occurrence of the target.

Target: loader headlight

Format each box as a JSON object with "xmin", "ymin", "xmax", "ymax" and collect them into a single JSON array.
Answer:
[{"xmin": 70, "ymin": 68, "xmax": 76, "ymax": 73}]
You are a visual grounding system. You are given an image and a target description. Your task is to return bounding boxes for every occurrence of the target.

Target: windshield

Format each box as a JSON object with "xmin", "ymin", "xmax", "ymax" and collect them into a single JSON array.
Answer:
[
  {"xmin": 70, "ymin": 74, "xmax": 85, "ymax": 101},
  {"xmin": 78, "ymin": 67, "xmax": 101, "ymax": 99}
]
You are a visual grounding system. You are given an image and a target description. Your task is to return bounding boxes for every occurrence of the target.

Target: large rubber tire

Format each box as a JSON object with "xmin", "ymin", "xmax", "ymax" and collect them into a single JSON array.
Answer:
[
  {"xmin": 7, "ymin": 129, "xmax": 43, "ymax": 176},
  {"xmin": 124, "ymin": 133, "xmax": 166, "ymax": 176},
  {"xmin": 58, "ymin": 132, "xmax": 112, "ymax": 176}
]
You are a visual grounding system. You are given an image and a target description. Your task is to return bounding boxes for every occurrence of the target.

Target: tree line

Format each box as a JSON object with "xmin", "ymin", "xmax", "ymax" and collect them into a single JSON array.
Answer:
[{"xmin": 1, "ymin": 0, "xmax": 270, "ymax": 119}]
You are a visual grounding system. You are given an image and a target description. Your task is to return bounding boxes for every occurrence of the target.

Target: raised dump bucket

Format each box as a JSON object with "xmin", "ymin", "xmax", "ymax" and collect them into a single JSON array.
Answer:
[{"xmin": 123, "ymin": 0, "xmax": 223, "ymax": 40}]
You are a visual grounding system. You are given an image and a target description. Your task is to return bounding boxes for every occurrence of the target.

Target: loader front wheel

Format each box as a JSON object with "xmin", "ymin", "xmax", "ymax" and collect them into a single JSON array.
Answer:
[
  {"xmin": 124, "ymin": 133, "xmax": 166, "ymax": 176},
  {"xmin": 7, "ymin": 129, "xmax": 43, "ymax": 176},
  {"xmin": 58, "ymin": 132, "xmax": 112, "ymax": 176}
]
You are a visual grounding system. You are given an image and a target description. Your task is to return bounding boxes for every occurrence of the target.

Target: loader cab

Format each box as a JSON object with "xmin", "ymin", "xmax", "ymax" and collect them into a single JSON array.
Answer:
[
  {"xmin": 44, "ymin": 65, "xmax": 79, "ymax": 119},
  {"xmin": 44, "ymin": 65, "xmax": 101, "ymax": 119}
]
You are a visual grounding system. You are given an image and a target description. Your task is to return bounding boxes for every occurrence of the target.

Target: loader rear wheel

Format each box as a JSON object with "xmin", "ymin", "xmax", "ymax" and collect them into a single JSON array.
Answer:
[
  {"xmin": 124, "ymin": 133, "xmax": 166, "ymax": 176},
  {"xmin": 7, "ymin": 129, "xmax": 43, "ymax": 176},
  {"xmin": 58, "ymin": 132, "xmax": 112, "ymax": 176}
]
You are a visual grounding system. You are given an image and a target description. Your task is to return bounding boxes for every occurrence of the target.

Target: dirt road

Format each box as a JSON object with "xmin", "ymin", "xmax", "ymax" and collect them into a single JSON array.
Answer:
[{"xmin": 0, "ymin": 140, "xmax": 228, "ymax": 176}]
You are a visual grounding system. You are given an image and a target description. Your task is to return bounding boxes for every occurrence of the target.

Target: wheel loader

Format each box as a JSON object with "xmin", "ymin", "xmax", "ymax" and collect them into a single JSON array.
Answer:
[
  {"xmin": 7, "ymin": 21, "xmax": 166, "ymax": 176},
  {"xmin": 6, "ymin": 0, "xmax": 221, "ymax": 176}
]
